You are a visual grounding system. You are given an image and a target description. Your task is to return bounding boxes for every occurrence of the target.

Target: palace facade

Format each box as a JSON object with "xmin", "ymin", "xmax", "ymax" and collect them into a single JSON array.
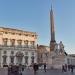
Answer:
[
  {"xmin": 0, "ymin": 27, "xmax": 37, "ymax": 67},
  {"xmin": 37, "ymin": 45, "xmax": 50, "ymax": 64}
]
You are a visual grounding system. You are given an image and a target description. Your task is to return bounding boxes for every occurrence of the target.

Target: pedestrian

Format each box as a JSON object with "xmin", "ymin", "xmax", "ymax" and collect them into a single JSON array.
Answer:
[
  {"xmin": 68, "ymin": 65, "xmax": 71, "ymax": 71},
  {"xmin": 71, "ymin": 65, "xmax": 73, "ymax": 73},
  {"xmin": 44, "ymin": 63, "xmax": 46, "ymax": 72},
  {"xmin": 22, "ymin": 66, "xmax": 24, "ymax": 71},
  {"xmin": 64, "ymin": 64, "xmax": 67, "ymax": 72},
  {"xmin": 62, "ymin": 65, "xmax": 65, "ymax": 72},
  {"xmin": 8, "ymin": 66, "xmax": 11, "ymax": 75},
  {"xmin": 33, "ymin": 63, "xmax": 38, "ymax": 74},
  {"xmin": 19, "ymin": 68, "xmax": 22, "ymax": 75}
]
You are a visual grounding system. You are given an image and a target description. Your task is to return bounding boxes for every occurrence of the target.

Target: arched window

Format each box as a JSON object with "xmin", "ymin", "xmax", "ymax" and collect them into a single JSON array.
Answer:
[
  {"xmin": 10, "ymin": 56, "xmax": 14, "ymax": 64},
  {"xmin": 2, "ymin": 55, "xmax": 7, "ymax": 65},
  {"xmin": 16, "ymin": 51, "xmax": 24, "ymax": 65},
  {"xmin": 25, "ymin": 56, "xmax": 28, "ymax": 64}
]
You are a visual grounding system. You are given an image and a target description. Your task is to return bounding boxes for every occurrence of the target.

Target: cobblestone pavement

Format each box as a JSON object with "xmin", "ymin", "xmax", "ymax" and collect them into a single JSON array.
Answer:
[
  {"xmin": 22, "ymin": 68, "xmax": 75, "ymax": 75},
  {"xmin": 0, "ymin": 68, "xmax": 8, "ymax": 75},
  {"xmin": 0, "ymin": 68, "xmax": 75, "ymax": 75}
]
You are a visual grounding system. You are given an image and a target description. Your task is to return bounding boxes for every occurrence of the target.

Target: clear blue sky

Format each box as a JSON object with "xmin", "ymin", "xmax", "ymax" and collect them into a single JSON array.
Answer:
[{"xmin": 0, "ymin": 0, "xmax": 74, "ymax": 54}]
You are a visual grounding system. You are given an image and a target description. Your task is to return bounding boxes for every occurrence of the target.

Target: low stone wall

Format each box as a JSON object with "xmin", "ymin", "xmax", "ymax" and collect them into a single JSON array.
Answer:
[{"xmin": 0, "ymin": 67, "xmax": 8, "ymax": 75}]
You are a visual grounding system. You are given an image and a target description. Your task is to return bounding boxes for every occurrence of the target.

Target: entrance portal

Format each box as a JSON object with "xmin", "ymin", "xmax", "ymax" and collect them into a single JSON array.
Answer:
[{"xmin": 16, "ymin": 51, "xmax": 24, "ymax": 65}]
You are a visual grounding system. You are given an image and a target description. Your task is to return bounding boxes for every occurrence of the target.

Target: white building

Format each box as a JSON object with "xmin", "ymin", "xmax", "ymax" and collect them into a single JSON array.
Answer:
[
  {"xmin": 0, "ymin": 27, "xmax": 37, "ymax": 67},
  {"xmin": 66, "ymin": 54, "xmax": 75, "ymax": 65}
]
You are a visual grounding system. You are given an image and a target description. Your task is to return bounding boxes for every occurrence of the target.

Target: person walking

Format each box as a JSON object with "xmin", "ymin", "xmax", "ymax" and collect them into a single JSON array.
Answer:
[
  {"xmin": 62, "ymin": 65, "xmax": 65, "ymax": 72},
  {"xmin": 33, "ymin": 63, "xmax": 38, "ymax": 74},
  {"xmin": 71, "ymin": 65, "xmax": 73, "ymax": 73},
  {"xmin": 44, "ymin": 63, "xmax": 46, "ymax": 72}
]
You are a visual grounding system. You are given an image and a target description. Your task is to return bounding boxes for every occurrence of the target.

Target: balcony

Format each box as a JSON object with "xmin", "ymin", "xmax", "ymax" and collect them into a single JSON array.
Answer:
[{"xmin": 0, "ymin": 45, "xmax": 37, "ymax": 50}]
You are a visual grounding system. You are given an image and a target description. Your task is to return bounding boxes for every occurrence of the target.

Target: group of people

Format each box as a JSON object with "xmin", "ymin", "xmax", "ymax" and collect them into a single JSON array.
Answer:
[
  {"xmin": 33, "ymin": 63, "xmax": 47, "ymax": 74},
  {"xmin": 62, "ymin": 64, "xmax": 74, "ymax": 73},
  {"xmin": 8, "ymin": 65, "xmax": 19, "ymax": 75},
  {"xmin": 8, "ymin": 63, "xmax": 47, "ymax": 75},
  {"xmin": 8, "ymin": 65, "xmax": 25, "ymax": 75}
]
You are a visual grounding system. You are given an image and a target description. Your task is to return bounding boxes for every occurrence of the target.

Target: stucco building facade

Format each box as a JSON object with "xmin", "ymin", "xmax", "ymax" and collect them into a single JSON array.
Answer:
[
  {"xmin": 0, "ymin": 27, "xmax": 37, "ymax": 67},
  {"xmin": 66, "ymin": 54, "xmax": 75, "ymax": 65},
  {"xmin": 37, "ymin": 45, "xmax": 50, "ymax": 64}
]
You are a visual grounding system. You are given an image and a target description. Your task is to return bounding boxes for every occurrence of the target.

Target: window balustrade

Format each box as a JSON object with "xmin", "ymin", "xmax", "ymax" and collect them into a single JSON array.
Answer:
[{"xmin": 0, "ymin": 45, "xmax": 37, "ymax": 49}]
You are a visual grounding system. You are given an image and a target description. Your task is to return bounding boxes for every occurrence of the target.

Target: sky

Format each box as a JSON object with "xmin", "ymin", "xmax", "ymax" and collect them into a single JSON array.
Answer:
[{"xmin": 0, "ymin": 0, "xmax": 74, "ymax": 54}]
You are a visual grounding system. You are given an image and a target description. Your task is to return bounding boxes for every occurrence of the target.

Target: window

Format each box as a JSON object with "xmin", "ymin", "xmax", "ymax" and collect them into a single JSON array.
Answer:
[
  {"xmin": 32, "ymin": 35, "xmax": 34, "ymax": 37},
  {"xmin": 5, "ymin": 32, "xmax": 8, "ymax": 34},
  {"xmin": 11, "ymin": 32, "xmax": 15, "ymax": 35},
  {"xmin": 17, "ymin": 40, "xmax": 22, "ymax": 46},
  {"xmin": 31, "ymin": 56, "xmax": 34, "ymax": 63},
  {"xmin": 3, "ymin": 51, "xmax": 7, "ymax": 54},
  {"xmin": 10, "ymin": 56, "xmax": 14, "ymax": 64},
  {"xmin": 25, "ymin": 56, "xmax": 28, "ymax": 64},
  {"xmin": 25, "ymin": 34, "xmax": 28, "ymax": 36},
  {"xmin": 24, "ymin": 40, "xmax": 28, "ymax": 47},
  {"xmin": 10, "ymin": 39, "xmax": 15, "ymax": 46},
  {"xmin": 31, "ymin": 52, "xmax": 34, "ymax": 56},
  {"xmin": 2, "ymin": 55, "xmax": 7, "ymax": 64},
  {"xmin": 30, "ymin": 41, "xmax": 35, "ymax": 46},
  {"xmin": 67, "ymin": 59, "xmax": 70, "ymax": 64},
  {"xmin": 3, "ymin": 38, "xmax": 8, "ymax": 46},
  {"xmin": 11, "ymin": 51, "xmax": 14, "ymax": 54},
  {"xmin": 19, "ymin": 33, "xmax": 21, "ymax": 36},
  {"xmin": 41, "ymin": 54, "xmax": 42, "ymax": 58},
  {"xmin": 25, "ymin": 52, "xmax": 28, "ymax": 55}
]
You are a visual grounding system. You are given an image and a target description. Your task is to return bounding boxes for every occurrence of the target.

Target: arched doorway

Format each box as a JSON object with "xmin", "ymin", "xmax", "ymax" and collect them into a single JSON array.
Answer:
[{"xmin": 16, "ymin": 51, "xmax": 24, "ymax": 65}]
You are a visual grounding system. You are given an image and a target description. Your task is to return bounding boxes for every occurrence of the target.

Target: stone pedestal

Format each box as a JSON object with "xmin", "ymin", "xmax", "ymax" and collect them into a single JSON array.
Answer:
[
  {"xmin": 52, "ymin": 55, "xmax": 65, "ymax": 69},
  {"xmin": 48, "ymin": 51, "xmax": 66, "ymax": 69}
]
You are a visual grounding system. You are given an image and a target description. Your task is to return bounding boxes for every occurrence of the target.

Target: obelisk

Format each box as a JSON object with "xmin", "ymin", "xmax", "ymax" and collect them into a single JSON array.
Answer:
[
  {"xmin": 48, "ymin": 5, "xmax": 56, "ymax": 69},
  {"xmin": 50, "ymin": 6, "xmax": 56, "ymax": 52}
]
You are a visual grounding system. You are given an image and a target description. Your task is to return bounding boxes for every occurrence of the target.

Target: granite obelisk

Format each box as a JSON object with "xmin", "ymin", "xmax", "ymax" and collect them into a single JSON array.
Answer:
[{"xmin": 50, "ymin": 6, "xmax": 56, "ymax": 52}]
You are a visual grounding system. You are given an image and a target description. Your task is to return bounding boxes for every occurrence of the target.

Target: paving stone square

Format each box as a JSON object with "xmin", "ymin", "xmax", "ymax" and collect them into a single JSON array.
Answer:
[{"xmin": 22, "ymin": 68, "xmax": 75, "ymax": 75}]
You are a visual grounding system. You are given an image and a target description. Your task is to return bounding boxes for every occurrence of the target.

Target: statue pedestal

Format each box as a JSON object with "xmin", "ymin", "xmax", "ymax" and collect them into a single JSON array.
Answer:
[{"xmin": 48, "ymin": 51, "xmax": 66, "ymax": 69}]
